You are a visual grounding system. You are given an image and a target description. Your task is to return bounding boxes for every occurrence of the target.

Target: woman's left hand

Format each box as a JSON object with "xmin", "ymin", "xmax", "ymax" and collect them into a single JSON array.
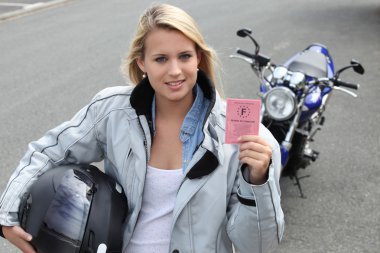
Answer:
[{"xmin": 238, "ymin": 135, "xmax": 273, "ymax": 185}]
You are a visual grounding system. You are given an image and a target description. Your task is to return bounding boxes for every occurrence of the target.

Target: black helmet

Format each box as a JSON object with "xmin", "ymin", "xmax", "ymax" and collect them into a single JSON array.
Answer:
[{"xmin": 19, "ymin": 164, "xmax": 128, "ymax": 253}]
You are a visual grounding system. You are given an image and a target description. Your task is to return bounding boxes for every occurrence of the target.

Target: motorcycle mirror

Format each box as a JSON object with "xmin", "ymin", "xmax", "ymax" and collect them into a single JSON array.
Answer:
[
  {"xmin": 335, "ymin": 59, "xmax": 365, "ymax": 79},
  {"xmin": 350, "ymin": 59, "xmax": 365, "ymax": 75},
  {"xmin": 236, "ymin": 28, "xmax": 260, "ymax": 55},
  {"xmin": 237, "ymin": 28, "xmax": 252, "ymax": 38}
]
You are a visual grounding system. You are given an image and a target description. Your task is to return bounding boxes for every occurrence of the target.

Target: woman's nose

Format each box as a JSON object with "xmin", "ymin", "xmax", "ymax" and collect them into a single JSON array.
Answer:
[{"xmin": 168, "ymin": 60, "xmax": 181, "ymax": 76}]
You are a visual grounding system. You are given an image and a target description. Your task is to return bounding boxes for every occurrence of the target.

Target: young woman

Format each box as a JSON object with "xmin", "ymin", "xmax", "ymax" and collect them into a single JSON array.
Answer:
[{"xmin": 0, "ymin": 4, "xmax": 284, "ymax": 253}]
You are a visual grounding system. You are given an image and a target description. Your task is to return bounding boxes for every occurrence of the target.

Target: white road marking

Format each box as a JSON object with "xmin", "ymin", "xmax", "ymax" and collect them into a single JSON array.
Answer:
[
  {"xmin": 0, "ymin": 2, "xmax": 45, "ymax": 10},
  {"xmin": 0, "ymin": 3, "xmax": 30, "ymax": 7}
]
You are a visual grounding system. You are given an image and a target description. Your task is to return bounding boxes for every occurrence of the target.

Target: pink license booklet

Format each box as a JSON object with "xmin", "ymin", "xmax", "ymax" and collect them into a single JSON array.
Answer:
[{"xmin": 225, "ymin": 98, "xmax": 261, "ymax": 144}]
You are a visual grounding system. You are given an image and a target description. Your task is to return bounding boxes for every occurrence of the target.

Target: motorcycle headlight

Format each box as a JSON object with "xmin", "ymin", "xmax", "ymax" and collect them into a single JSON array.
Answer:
[{"xmin": 264, "ymin": 87, "xmax": 297, "ymax": 121}]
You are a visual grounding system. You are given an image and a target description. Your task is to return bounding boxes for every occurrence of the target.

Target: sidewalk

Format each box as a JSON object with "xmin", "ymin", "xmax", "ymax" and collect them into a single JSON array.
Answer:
[{"xmin": 0, "ymin": 0, "xmax": 71, "ymax": 21}]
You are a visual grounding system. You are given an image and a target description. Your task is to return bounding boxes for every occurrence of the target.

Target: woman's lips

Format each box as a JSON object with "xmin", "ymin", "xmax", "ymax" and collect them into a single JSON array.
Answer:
[{"xmin": 165, "ymin": 80, "xmax": 185, "ymax": 87}]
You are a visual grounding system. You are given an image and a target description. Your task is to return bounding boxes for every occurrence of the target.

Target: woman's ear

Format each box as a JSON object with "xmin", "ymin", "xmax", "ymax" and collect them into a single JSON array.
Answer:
[{"xmin": 136, "ymin": 57, "xmax": 146, "ymax": 73}]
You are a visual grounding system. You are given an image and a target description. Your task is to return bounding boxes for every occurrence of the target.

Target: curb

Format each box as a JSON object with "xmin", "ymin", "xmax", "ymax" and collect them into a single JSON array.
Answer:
[{"xmin": 0, "ymin": 0, "xmax": 72, "ymax": 22}]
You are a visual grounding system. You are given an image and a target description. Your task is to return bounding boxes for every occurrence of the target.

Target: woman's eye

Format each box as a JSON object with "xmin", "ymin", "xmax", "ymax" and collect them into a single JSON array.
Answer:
[
  {"xmin": 155, "ymin": 57, "xmax": 167, "ymax": 63},
  {"xmin": 180, "ymin": 54, "xmax": 192, "ymax": 60}
]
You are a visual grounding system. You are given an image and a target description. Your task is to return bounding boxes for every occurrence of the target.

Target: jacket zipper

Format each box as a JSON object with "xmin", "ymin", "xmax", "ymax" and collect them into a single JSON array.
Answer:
[{"xmin": 137, "ymin": 116, "xmax": 149, "ymax": 164}]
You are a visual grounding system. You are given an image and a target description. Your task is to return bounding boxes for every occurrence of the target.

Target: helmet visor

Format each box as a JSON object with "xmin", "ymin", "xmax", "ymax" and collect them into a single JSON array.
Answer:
[{"xmin": 42, "ymin": 169, "xmax": 93, "ymax": 243}]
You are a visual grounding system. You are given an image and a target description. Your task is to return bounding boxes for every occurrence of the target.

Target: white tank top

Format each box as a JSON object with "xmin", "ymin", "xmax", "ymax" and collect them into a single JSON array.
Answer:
[{"xmin": 126, "ymin": 165, "xmax": 184, "ymax": 253}]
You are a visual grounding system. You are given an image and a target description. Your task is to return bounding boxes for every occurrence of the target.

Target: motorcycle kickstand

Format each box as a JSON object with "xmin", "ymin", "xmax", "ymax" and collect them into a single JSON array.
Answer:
[{"xmin": 293, "ymin": 171, "xmax": 310, "ymax": 198}]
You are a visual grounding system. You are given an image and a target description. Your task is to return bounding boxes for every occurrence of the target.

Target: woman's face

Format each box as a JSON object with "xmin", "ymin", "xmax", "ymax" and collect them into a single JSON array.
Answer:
[{"xmin": 137, "ymin": 28, "xmax": 201, "ymax": 105}]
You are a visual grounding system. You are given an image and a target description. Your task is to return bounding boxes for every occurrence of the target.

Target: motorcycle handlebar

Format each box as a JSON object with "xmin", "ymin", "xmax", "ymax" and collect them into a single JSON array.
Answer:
[
  {"xmin": 236, "ymin": 49, "xmax": 271, "ymax": 67},
  {"xmin": 334, "ymin": 79, "xmax": 360, "ymax": 90},
  {"xmin": 237, "ymin": 49, "xmax": 256, "ymax": 59}
]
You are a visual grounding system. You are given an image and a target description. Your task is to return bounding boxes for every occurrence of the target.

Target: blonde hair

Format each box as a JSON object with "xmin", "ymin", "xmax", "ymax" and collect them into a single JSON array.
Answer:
[{"xmin": 120, "ymin": 4, "xmax": 219, "ymax": 88}]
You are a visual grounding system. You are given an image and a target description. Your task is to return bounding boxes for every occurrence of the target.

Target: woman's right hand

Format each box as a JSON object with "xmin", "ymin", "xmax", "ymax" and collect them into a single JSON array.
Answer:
[{"xmin": 2, "ymin": 226, "xmax": 36, "ymax": 253}]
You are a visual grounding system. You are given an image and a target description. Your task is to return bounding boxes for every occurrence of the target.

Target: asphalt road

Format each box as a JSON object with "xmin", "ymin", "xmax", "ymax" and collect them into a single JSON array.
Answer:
[{"xmin": 1, "ymin": 0, "xmax": 379, "ymax": 252}]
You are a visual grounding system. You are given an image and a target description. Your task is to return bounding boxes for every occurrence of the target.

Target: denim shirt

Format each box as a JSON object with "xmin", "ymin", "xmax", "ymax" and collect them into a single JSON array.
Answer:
[{"xmin": 151, "ymin": 84, "xmax": 210, "ymax": 172}]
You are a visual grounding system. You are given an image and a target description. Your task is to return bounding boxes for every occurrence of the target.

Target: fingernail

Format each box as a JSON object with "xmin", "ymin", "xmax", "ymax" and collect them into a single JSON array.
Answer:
[{"xmin": 26, "ymin": 234, "xmax": 32, "ymax": 241}]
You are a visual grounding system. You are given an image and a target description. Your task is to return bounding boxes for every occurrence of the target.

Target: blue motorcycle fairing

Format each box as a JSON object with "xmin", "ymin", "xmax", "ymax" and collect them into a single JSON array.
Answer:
[
  {"xmin": 306, "ymin": 43, "xmax": 335, "ymax": 75},
  {"xmin": 304, "ymin": 44, "xmax": 335, "ymax": 97},
  {"xmin": 284, "ymin": 43, "xmax": 335, "ymax": 78}
]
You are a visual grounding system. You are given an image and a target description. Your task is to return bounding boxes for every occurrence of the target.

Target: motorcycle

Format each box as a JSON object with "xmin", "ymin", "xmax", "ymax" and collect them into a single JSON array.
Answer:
[{"xmin": 230, "ymin": 28, "xmax": 365, "ymax": 197}]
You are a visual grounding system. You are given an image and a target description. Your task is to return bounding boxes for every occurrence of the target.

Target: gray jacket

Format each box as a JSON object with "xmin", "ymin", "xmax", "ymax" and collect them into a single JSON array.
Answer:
[{"xmin": 0, "ymin": 71, "xmax": 284, "ymax": 253}]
